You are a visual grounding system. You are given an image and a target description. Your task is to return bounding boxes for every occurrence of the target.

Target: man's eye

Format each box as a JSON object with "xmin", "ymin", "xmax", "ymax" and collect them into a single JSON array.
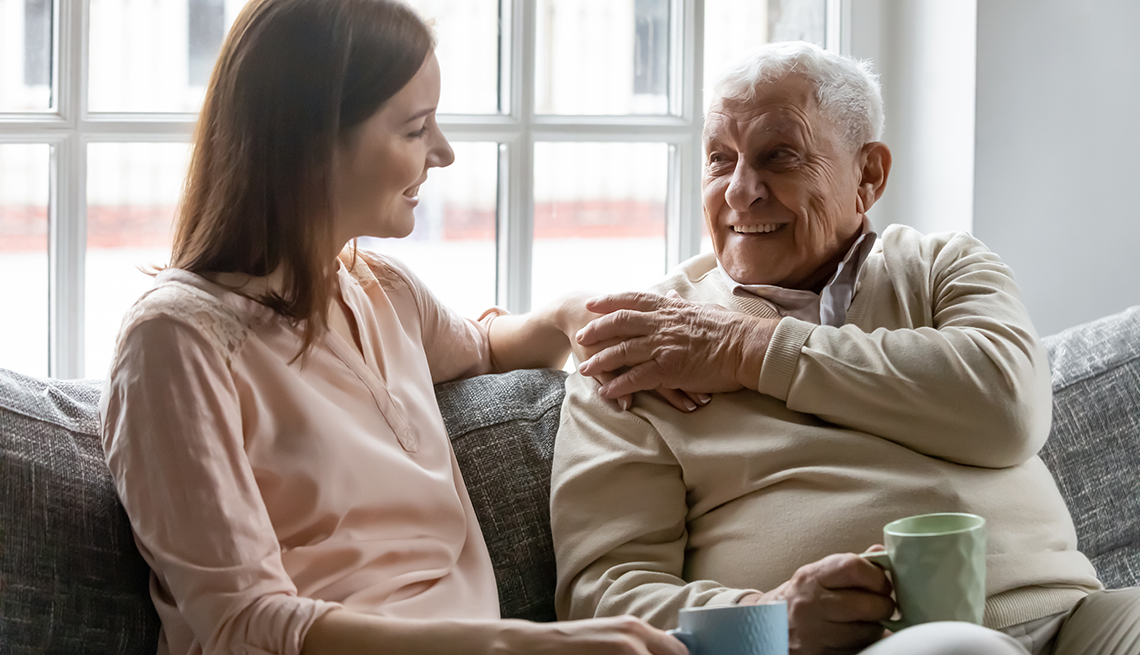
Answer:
[
  {"xmin": 768, "ymin": 149, "xmax": 798, "ymax": 161},
  {"xmin": 708, "ymin": 153, "xmax": 728, "ymax": 164}
]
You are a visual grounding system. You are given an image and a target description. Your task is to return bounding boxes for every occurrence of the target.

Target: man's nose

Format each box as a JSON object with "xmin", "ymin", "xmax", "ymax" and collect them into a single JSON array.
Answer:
[{"xmin": 724, "ymin": 160, "xmax": 766, "ymax": 211}]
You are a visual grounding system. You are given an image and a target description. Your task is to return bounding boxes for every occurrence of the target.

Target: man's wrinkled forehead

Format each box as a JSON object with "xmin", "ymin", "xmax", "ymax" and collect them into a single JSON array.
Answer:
[
  {"xmin": 702, "ymin": 99, "xmax": 812, "ymax": 146},
  {"xmin": 703, "ymin": 75, "xmax": 820, "ymax": 145}
]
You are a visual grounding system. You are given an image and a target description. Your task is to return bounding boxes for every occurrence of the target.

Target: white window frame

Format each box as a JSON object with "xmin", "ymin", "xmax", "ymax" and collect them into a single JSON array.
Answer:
[{"xmin": 0, "ymin": 0, "xmax": 846, "ymax": 379}]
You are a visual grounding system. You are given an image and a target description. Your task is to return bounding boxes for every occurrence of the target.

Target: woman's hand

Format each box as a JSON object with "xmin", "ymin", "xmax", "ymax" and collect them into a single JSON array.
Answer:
[
  {"xmin": 496, "ymin": 616, "xmax": 689, "ymax": 655},
  {"xmin": 303, "ymin": 610, "xmax": 688, "ymax": 655}
]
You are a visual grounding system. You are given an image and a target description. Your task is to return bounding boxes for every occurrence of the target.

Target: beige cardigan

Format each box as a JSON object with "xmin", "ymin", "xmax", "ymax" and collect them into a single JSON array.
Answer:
[{"xmin": 551, "ymin": 225, "xmax": 1101, "ymax": 631}]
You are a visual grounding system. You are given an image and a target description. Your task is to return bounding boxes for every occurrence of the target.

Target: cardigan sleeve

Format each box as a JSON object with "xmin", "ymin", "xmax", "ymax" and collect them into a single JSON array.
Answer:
[
  {"xmin": 101, "ymin": 316, "xmax": 340, "ymax": 655},
  {"xmin": 757, "ymin": 230, "xmax": 1052, "ymax": 469},
  {"xmin": 551, "ymin": 373, "xmax": 758, "ymax": 628}
]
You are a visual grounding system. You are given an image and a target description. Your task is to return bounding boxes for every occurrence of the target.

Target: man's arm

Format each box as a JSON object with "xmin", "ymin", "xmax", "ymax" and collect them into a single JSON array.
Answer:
[
  {"xmin": 551, "ymin": 373, "xmax": 757, "ymax": 627},
  {"xmin": 759, "ymin": 232, "xmax": 1051, "ymax": 468},
  {"xmin": 576, "ymin": 232, "xmax": 1051, "ymax": 468}
]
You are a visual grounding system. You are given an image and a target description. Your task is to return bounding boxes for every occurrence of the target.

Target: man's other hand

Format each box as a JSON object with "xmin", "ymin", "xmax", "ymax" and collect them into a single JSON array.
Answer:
[{"xmin": 739, "ymin": 553, "xmax": 894, "ymax": 655}]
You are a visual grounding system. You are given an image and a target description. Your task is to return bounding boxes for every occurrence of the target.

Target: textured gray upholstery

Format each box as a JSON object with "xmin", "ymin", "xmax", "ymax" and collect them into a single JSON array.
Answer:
[
  {"xmin": 1, "ymin": 307, "xmax": 1137, "ymax": 652},
  {"xmin": 0, "ymin": 369, "xmax": 159, "ymax": 655},
  {"xmin": 1040, "ymin": 306, "xmax": 1140, "ymax": 590},
  {"xmin": 436, "ymin": 368, "xmax": 567, "ymax": 622}
]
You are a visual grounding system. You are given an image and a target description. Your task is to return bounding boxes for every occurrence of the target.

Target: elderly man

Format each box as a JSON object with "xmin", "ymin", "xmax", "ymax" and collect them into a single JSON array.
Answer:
[{"xmin": 551, "ymin": 42, "xmax": 1140, "ymax": 655}]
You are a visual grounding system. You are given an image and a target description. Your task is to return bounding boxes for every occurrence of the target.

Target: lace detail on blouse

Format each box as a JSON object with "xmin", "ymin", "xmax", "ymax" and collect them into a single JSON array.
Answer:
[
  {"xmin": 115, "ymin": 278, "xmax": 253, "ymax": 366},
  {"xmin": 344, "ymin": 249, "xmax": 409, "ymax": 293}
]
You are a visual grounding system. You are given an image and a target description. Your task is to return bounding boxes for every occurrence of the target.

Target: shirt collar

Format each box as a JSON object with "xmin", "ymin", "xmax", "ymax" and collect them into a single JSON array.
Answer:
[{"xmin": 717, "ymin": 215, "xmax": 877, "ymax": 326}]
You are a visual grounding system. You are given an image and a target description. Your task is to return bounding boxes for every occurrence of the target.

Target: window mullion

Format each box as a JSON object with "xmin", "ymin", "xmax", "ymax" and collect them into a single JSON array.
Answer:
[
  {"xmin": 826, "ymin": 0, "xmax": 852, "ymax": 54},
  {"xmin": 48, "ymin": 0, "xmax": 86, "ymax": 378},
  {"xmin": 668, "ymin": 0, "xmax": 705, "ymax": 270},
  {"xmin": 499, "ymin": 0, "xmax": 534, "ymax": 313}
]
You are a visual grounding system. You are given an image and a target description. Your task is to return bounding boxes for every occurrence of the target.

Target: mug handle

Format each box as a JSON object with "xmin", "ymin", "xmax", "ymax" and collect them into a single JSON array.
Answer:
[
  {"xmin": 666, "ymin": 629, "xmax": 696, "ymax": 654},
  {"xmin": 859, "ymin": 551, "xmax": 907, "ymax": 632}
]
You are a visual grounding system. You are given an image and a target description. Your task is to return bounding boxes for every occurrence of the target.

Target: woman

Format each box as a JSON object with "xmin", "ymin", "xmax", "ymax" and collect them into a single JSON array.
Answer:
[{"xmin": 100, "ymin": 1, "xmax": 687, "ymax": 654}]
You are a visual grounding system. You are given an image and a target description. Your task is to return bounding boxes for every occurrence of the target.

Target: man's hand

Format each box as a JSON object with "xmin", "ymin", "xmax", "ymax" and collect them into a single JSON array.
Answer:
[
  {"xmin": 554, "ymin": 292, "xmax": 713, "ymax": 413},
  {"xmin": 575, "ymin": 291, "xmax": 778, "ymax": 400},
  {"xmin": 739, "ymin": 554, "xmax": 894, "ymax": 655}
]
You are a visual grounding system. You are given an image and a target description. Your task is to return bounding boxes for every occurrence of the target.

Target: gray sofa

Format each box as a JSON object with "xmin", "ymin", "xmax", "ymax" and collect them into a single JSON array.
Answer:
[{"xmin": 2, "ymin": 307, "xmax": 1138, "ymax": 654}]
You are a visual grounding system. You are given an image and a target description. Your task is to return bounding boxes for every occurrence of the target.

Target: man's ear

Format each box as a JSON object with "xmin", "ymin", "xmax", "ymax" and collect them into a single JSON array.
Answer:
[{"xmin": 857, "ymin": 142, "xmax": 892, "ymax": 214}]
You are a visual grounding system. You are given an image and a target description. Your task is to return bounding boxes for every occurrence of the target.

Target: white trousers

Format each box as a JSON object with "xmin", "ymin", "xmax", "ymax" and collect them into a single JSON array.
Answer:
[{"xmin": 858, "ymin": 588, "xmax": 1140, "ymax": 655}]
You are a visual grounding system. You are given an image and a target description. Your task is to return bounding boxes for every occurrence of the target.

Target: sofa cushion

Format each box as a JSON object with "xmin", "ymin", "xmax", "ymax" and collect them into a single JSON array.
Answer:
[
  {"xmin": 435, "ymin": 368, "xmax": 567, "ymax": 622},
  {"xmin": 0, "ymin": 368, "xmax": 159, "ymax": 654},
  {"xmin": 1040, "ymin": 305, "xmax": 1140, "ymax": 590},
  {"xmin": 0, "ymin": 365, "xmax": 567, "ymax": 653}
]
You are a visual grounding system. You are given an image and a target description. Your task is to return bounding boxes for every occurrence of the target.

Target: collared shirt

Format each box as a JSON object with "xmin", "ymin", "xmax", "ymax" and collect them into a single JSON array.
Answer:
[{"xmin": 718, "ymin": 216, "xmax": 877, "ymax": 327}]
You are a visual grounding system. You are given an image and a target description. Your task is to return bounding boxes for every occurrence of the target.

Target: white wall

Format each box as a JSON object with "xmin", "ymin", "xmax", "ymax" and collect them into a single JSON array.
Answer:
[
  {"xmin": 974, "ymin": 0, "xmax": 1140, "ymax": 336},
  {"xmin": 847, "ymin": 0, "xmax": 977, "ymax": 236}
]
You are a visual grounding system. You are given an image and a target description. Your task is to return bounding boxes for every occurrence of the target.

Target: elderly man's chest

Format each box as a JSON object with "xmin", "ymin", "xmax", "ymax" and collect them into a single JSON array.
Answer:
[{"xmin": 656, "ymin": 391, "xmax": 935, "ymax": 518}]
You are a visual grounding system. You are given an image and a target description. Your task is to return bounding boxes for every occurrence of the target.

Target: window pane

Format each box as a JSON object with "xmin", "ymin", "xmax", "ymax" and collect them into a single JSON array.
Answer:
[
  {"xmin": 703, "ymin": 0, "xmax": 828, "ymax": 112},
  {"xmin": 536, "ymin": 0, "xmax": 671, "ymax": 115},
  {"xmin": 531, "ymin": 142, "xmax": 668, "ymax": 309},
  {"xmin": 0, "ymin": 144, "xmax": 50, "ymax": 376},
  {"xmin": 405, "ymin": 0, "xmax": 500, "ymax": 115},
  {"xmin": 0, "ymin": 0, "xmax": 54, "ymax": 111},
  {"xmin": 88, "ymin": 0, "xmax": 242, "ymax": 113},
  {"xmin": 86, "ymin": 143, "xmax": 190, "ymax": 378},
  {"xmin": 359, "ymin": 142, "xmax": 498, "ymax": 319}
]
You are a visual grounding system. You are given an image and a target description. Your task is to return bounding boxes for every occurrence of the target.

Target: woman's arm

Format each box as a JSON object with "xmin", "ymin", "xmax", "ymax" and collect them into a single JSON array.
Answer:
[
  {"xmin": 302, "ymin": 607, "xmax": 688, "ymax": 655},
  {"xmin": 486, "ymin": 292, "xmax": 595, "ymax": 372},
  {"xmin": 102, "ymin": 314, "xmax": 341, "ymax": 655}
]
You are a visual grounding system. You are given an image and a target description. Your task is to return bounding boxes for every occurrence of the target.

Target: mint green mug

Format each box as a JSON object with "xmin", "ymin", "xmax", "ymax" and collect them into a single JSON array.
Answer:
[{"xmin": 860, "ymin": 512, "xmax": 987, "ymax": 630}]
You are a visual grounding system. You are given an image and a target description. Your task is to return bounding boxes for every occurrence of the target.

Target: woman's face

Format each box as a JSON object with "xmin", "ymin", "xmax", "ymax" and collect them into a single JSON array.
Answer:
[{"xmin": 332, "ymin": 51, "xmax": 454, "ymax": 243}]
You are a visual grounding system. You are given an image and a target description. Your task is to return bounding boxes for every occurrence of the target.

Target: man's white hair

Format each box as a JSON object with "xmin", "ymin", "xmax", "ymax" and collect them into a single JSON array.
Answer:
[{"xmin": 712, "ymin": 41, "xmax": 884, "ymax": 150}]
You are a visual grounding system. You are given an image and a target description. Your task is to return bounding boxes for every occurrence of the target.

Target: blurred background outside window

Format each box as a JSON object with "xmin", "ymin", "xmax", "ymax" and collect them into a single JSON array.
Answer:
[{"xmin": 0, "ymin": 0, "xmax": 829, "ymax": 378}]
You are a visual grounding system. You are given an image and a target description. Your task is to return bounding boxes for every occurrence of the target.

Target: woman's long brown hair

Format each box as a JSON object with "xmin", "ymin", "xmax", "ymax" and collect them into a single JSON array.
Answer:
[{"xmin": 170, "ymin": 0, "xmax": 433, "ymax": 355}]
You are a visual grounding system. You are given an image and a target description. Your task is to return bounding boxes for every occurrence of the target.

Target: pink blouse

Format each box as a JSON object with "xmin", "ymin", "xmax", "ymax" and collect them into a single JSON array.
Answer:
[{"xmin": 100, "ymin": 250, "xmax": 500, "ymax": 655}]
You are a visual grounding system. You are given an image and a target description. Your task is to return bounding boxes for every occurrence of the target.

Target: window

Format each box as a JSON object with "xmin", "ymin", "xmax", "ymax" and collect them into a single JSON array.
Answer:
[{"xmin": 0, "ymin": 0, "xmax": 836, "ymax": 379}]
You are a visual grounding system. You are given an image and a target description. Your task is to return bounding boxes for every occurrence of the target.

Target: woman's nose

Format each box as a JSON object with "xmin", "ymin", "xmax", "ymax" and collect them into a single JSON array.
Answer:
[{"xmin": 429, "ymin": 128, "xmax": 455, "ymax": 169}]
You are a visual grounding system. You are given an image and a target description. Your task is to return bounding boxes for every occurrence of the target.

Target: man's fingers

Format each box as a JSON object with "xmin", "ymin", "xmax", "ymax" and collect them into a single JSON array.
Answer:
[
  {"xmin": 576, "ymin": 309, "xmax": 658, "ymax": 347},
  {"xmin": 814, "ymin": 554, "xmax": 894, "ymax": 596},
  {"xmin": 585, "ymin": 291, "xmax": 669, "ymax": 315},
  {"xmin": 815, "ymin": 587, "xmax": 896, "ymax": 624},
  {"xmin": 599, "ymin": 361, "xmax": 665, "ymax": 399},
  {"xmin": 812, "ymin": 619, "xmax": 886, "ymax": 651},
  {"xmin": 579, "ymin": 337, "xmax": 654, "ymax": 378}
]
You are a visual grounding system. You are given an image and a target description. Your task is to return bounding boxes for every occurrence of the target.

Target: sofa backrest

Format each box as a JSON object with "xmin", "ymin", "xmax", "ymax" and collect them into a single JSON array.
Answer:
[
  {"xmin": 1, "ymin": 307, "xmax": 1138, "ymax": 652},
  {"xmin": 1039, "ymin": 305, "xmax": 1140, "ymax": 590},
  {"xmin": 0, "ymin": 370, "xmax": 159, "ymax": 654}
]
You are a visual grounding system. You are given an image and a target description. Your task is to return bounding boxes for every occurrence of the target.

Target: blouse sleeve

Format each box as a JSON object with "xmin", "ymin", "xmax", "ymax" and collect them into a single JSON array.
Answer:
[
  {"xmin": 101, "ymin": 315, "xmax": 340, "ymax": 655},
  {"xmin": 362, "ymin": 253, "xmax": 497, "ymax": 384}
]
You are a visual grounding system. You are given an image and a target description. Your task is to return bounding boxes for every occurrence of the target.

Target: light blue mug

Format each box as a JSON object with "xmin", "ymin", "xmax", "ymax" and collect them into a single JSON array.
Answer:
[{"xmin": 667, "ymin": 602, "xmax": 789, "ymax": 655}]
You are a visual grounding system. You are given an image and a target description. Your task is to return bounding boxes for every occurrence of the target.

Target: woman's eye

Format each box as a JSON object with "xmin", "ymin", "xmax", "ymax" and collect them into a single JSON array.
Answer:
[{"xmin": 408, "ymin": 126, "xmax": 428, "ymax": 138}]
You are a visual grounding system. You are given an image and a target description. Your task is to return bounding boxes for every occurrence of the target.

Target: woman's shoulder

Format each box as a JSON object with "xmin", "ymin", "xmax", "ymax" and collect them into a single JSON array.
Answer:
[
  {"xmin": 340, "ymin": 247, "xmax": 421, "ymax": 294},
  {"xmin": 115, "ymin": 269, "xmax": 255, "ymax": 365}
]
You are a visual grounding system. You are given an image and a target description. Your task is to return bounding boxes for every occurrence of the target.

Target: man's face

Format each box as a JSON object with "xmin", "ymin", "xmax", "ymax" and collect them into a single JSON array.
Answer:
[{"xmin": 702, "ymin": 74, "xmax": 866, "ymax": 290}]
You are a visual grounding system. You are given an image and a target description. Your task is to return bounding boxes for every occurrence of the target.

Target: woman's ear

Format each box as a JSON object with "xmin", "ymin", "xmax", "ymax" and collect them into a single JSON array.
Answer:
[{"xmin": 857, "ymin": 142, "xmax": 892, "ymax": 213}]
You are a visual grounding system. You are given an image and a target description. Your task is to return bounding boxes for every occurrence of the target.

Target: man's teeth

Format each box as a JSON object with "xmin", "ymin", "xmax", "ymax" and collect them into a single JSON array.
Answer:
[{"xmin": 734, "ymin": 224, "xmax": 783, "ymax": 234}]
